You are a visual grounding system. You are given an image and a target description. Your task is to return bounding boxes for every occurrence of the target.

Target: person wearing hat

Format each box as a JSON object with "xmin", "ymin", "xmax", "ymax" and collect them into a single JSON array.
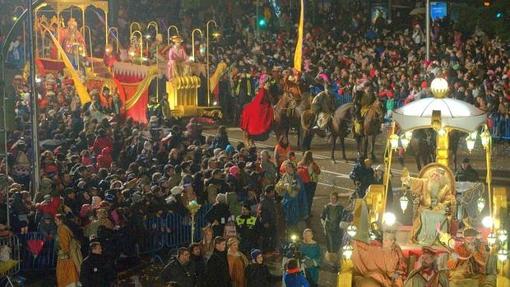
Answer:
[
  {"xmin": 167, "ymin": 34, "xmax": 190, "ymax": 80},
  {"xmin": 404, "ymin": 246, "xmax": 448, "ymax": 287},
  {"xmin": 245, "ymin": 249, "xmax": 273, "ymax": 287},
  {"xmin": 80, "ymin": 241, "xmax": 116, "ymax": 287},
  {"xmin": 455, "ymin": 158, "xmax": 479, "ymax": 182}
]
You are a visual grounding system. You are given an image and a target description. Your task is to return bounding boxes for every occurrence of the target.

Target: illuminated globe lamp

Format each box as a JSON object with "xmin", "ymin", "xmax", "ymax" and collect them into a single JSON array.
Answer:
[
  {"xmin": 430, "ymin": 77, "xmax": 449, "ymax": 99},
  {"xmin": 482, "ymin": 216, "xmax": 494, "ymax": 229},
  {"xmin": 342, "ymin": 244, "xmax": 353, "ymax": 260},
  {"xmin": 383, "ymin": 212, "xmax": 396, "ymax": 227}
]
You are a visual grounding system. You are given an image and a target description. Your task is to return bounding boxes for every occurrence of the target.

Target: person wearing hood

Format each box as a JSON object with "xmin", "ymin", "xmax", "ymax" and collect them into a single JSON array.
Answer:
[
  {"xmin": 160, "ymin": 247, "xmax": 196, "ymax": 287},
  {"xmin": 97, "ymin": 147, "xmax": 113, "ymax": 169},
  {"xmin": 79, "ymin": 241, "xmax": 116, "ymax": 287}
]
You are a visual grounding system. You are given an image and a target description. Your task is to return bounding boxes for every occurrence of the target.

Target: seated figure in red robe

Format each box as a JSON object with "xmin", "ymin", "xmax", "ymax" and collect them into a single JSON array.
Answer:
[{"xmin": 240, "ymin": 74, "xmax": 274, "ymax": 143}]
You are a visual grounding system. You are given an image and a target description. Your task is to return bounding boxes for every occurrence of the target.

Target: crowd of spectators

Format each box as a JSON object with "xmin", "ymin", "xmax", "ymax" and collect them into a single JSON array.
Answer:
[{"xmin": 0, "ymin": 0, "xmax": 509, "ymax": 286}]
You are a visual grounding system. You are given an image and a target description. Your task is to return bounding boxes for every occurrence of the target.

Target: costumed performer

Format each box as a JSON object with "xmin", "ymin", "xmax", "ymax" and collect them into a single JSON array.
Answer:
[{"xmin": 240, "ymin": 74, "xmax": 274, "ymax": 142}]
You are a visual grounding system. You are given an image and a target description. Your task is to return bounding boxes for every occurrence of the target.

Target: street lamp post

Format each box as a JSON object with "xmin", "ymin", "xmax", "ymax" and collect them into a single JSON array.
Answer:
[
  {"xmin": 426, "ymin": 0, "xmax": 430, "ymax": 61},
  {"xmin": 167, "ymin": 25, "xmax": 180, "ymax": 45},
  {"xmin": 206, "ymin": 20, "xmax": 217, "ymax": 107},
  {"xmin": 26, "ymin": 0, "xmax": 41, "ymax": 199},
  {"xmin": 191, "ymin": 28, "xmax": 203, "ymax": 61}
]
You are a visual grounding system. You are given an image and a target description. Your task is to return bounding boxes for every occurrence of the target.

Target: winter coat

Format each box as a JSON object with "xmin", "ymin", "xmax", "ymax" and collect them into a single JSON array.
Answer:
[
  {"xmin": 245, "ymin": 262, "xmax": 272, "ymax": 287},
  {"xmin": 160, "ymin": 256, "xmax": 196, "ymax": 287},
  {"xmin": 205, "ymin": 250, "xmax": 232, "ymax": 287},
  {"xmin": 79, "ymin": 253, "xmax": 116, "ymax": 287}
]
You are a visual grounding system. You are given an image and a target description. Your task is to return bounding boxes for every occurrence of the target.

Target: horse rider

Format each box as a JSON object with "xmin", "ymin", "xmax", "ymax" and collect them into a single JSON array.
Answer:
[
  {"xmin": 311, "ymin": 74, "xmax": 336, "ymax": 134},
  {"xmin": 352, "ymin": 80, "xmax": 377, "ymax": 135}
]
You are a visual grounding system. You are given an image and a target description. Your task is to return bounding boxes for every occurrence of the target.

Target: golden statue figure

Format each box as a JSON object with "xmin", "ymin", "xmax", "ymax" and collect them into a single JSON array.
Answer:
[{"xmin": 401, "ymin": 165, "xmax": 456, "ymax": 246}]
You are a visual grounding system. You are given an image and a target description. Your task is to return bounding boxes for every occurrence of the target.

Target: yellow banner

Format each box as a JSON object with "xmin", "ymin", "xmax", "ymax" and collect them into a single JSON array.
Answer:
[
  {"xmin": 42, "ymin": 25, "xmax": 91, "ymax": 105},
  {"xmin": 293, "ymin": 0, "xmax": 304, "ymax": 72},
  {"xmin": 209, "ymin": 61, "xmax": 227, "ymax": 93}
]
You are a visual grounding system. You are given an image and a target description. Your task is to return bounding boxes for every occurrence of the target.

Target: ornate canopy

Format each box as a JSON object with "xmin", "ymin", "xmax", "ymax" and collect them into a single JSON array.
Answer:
[
  {"xmin": 392, "ymin": 97, "xmax": 487, "ymax": 132},
  {"xmin": 37, "ymin": 0, "xmax": 108, "ymax": 13}
]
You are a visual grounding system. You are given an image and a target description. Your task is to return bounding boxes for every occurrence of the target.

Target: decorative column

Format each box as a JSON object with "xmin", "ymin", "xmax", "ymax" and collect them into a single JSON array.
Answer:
[{"xmin": 430, "ymin": 77, "xmax": 450, "ymax": 166}]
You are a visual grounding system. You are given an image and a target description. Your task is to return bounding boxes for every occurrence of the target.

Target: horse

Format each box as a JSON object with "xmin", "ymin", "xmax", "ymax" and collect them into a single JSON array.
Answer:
[
  {"xmin": 273, "ymin": 90, "xmax": 311, "ymax": 149},
  {"xmin": 406, "ymin": 128, "xmax": 465, "ymax": 171},
  {"xmin": 329, "ymin": 103, "xmax": 356, "ymax": 162},
  {"xmin": 408, "ymin": 129, "xmax": 436, "ymax": 171},
  {"xmin": 299, "ymin": 102, "xmax": 355, "ymax": 162},
  {"xmin": 354, "ymin": 99, "xmax": 384, "ymax": 160}
]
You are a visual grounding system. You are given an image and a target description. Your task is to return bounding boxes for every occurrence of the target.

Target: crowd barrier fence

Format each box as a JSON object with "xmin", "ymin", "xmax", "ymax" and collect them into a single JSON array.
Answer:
[{"xmin": 7, "ymin": 204, "xmax": 213, "ymax": 275}]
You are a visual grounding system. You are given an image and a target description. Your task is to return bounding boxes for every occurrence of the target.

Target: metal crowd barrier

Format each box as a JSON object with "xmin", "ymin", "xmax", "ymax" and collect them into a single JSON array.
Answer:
[
  {"xmin": 491, "ymin": 117, "xmax": 510, "ymax": 140},
  {"xmin": 137, "ymin": 204, "xmax": 212, "ymax": 257},
  {"xmin": 10, "ymin": 204, "xmax": 213, "ymax": 274},
  {"xmin": 17, "ymin": 233, "xmax": 57, "ymax": 272}
]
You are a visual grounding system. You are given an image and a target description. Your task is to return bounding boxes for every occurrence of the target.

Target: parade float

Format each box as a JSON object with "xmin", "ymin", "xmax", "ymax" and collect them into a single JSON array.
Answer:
[
  {"xmin": 339, "ymin": 77, "xmax": 509, "ymax": 287},
  {"xmin": 32, "ymin": 0, "xmax": 222, "ymax": 123}
]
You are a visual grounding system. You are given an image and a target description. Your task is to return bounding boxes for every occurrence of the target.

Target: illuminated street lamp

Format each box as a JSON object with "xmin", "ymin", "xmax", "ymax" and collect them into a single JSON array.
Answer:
[
  {"xmin": 191, "ymin": 28, "xmax": 203, "ymax": 61},
  {"xmin": 400, "ymin": 195, "xmax": 409, "ymax": 212},
  {"xmin": 206, "ymin": 20, "xmax": 219, "ymax": 106},
  {"xmin": 497, "ymin": 249, "xmax": 508, "ymax": 262}
]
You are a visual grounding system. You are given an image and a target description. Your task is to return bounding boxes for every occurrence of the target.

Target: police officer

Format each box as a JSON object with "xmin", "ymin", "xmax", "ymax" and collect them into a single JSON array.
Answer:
[
  {"xmin": 80, "ymin": 241, "xmax": 116, "ymax": 287},
  {"xmin": 235, "ymin": 204, "xmax": 260, "ymax": 254}
]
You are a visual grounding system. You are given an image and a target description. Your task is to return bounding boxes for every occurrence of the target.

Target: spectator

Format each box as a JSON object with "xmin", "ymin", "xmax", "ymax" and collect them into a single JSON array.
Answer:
[
  {"xmin": 245, "ymin": 249, "xmax": 273, "ymax": 287},
  {"xmin": 455, "ymin": 158, "xmax": 480, "ymax": 182},
  {"xmin": 161, "ymin": 247, "xmax": 195, "ymax": 287},
  {"xmin": 226, "ymin": 237, "xmax": 249, "ymax": 287},
  {"xmin": 283, "ymin": 259, "xmax": 309, "ymax": 287},
  {"xmin": 80, "ymin": 241, "xmax": 116, "ymax": 287},
  {"xmin": 205, "ymin": 236, "xmax": 231, "ymax": 287}
]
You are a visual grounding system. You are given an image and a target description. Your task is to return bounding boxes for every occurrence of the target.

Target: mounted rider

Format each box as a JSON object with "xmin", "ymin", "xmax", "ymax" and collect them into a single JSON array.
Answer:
[
  {"xmin": 311, "ymin": 73, "xmax": 336, "ymax": 133},
  {"xmin": 352, "ymin": 79, "xmax": 377, "ymax": 135}
]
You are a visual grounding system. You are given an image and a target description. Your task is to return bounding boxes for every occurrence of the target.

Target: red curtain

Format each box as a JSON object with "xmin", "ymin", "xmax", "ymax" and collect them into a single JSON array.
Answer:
[{"xmin": 113, "ymin": 73, "xmax": 149, "ymax": 124}]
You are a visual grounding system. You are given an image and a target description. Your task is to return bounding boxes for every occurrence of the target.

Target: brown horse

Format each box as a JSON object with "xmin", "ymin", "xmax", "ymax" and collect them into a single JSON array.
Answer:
[
  {"xmin": 329, "ymin": 103, "xmax": 356, "ymax": 162},
  {"xmin": 354, "ymin": 99, "xmax": 384, "ymax": 160},
  {"xmin": 273, "ymin": 91, "xmax": 311, "ymax": 149},
  {"xmin": 406, "ymin": 128, "xmax": 465, "ymax": 171},
  {"xmin": 408, "ymin": 129, "xmax": 435, "ymax": 171},
  {"xmin": 300, "ymin": 103, "xmax": 355, "ymax": 162}
]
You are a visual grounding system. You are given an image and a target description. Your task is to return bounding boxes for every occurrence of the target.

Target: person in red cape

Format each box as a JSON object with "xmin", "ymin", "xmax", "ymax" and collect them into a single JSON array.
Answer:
[{"xmin": 240, "ymin": 74, "xmax": 274, "ymax": 142}]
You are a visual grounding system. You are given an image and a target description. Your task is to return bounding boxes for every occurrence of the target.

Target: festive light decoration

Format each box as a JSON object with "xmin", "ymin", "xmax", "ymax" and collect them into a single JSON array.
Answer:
[
  {"xmin": 390, "ymin": 134, "xmax": 399, "ymax": 150},
  {"xmin": 477, "ymin": 197, "xmax": 485, "ymax": 213},
  {"xmin": 400, "ymin": 195, "xmax": 409, "ymax": 212},
  {"xmin": 482, "ymin": 216, "xmax": 493, "ymax": 228},
  {"xmin": 488, "ymin": 232, "xmax": 497, "ymax": 246},
  {"xmin": 497, "ymin": 249, "xmax": 508, "ymax": 262},
  {"xmin": 498, "ymin": 230, "xmax": 508, "ymax": 243},
  {"xmin": 342, "ymin": 244, "xmax": 353, "ymax": 260},
  {"xmin": 383, "ymin": 212, "xmax": 396, "ymax": 226},
  {"xmin": 346, "ymin": 225, "xmax": 357, "ymax": 238}
]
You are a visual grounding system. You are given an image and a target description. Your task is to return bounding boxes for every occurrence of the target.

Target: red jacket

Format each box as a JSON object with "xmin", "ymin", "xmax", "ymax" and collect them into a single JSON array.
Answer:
[
  {"xmin": 92, "ymin": 136, "xmax": 113, "ymax": 155},
  {"xmin": 96, "ymin": 147, "xmax": 113, "ymax": 169}
]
